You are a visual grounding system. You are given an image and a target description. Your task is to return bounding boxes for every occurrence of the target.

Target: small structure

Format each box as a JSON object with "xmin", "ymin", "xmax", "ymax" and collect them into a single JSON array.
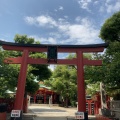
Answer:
[
  {"xmin": 31, "ymin": 82, "xmax": 59, "ymax": 104},
  {"xmin": 110, "ymin": 100, "xmax": 120, "ymax": 119}
]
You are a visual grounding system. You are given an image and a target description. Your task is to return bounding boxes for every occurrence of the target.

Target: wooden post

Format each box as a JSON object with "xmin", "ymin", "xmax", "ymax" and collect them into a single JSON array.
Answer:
[
  {"xmin": 14, "ymin": 50, "xmax": 29, "ymax": 110},
  {"xmin": 76, "ymin": 50, "xmax": 88, "ymax": 120},
  {"xmin": 77, "ymin": 51, "xmax": 86, "ymax": 111},
  {"xmin": 44, "ymin": 93, "xmax": 46, "ymax": 104}
]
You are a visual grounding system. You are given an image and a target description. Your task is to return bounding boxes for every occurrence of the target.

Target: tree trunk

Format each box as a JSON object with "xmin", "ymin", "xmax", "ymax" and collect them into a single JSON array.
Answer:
[{"xmin": 65, "ymin": 97, "xmax": 68, "ymax": 108}]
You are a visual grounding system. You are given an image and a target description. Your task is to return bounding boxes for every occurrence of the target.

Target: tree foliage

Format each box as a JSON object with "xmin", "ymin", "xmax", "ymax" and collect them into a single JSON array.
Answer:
[
  {"xmin": 14, "ymin": 34, "xmax": 35, "ymax": 44},
  {"xmin": 90, "ymin": 11, "xmax": 120, "ymax": 99},
  {"xmin": 81, "ymin": 11, "xmax": 120, "ymax": 100},
  {"xmin": 44, "ymin": 53, "xmax": 96, "ymax": 106},
  {"xmin": 100, "ymin": 11, "xmax": 120, "ymax": 42},
  {"xmin": 45, "ymin": 65, "xmax": 77, "ymax": 107},
  {"xmin": 0, "ymin": 47, "xmax": 19, "ymax": 97},
  {"xmin": 0, "ymin": 34, "xmax": 52, "ymax": 97}
]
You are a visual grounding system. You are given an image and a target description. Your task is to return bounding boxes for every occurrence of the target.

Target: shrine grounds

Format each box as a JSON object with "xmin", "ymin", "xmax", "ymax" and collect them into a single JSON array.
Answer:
[{"xmin": 21, "ymin": 104, "xmax": 96, "ymax": 120}]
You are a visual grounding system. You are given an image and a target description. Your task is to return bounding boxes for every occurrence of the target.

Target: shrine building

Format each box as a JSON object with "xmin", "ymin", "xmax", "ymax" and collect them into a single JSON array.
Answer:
[{"xmin": 30, "ymin": 82, "xmax": 60, "ymax": 104}]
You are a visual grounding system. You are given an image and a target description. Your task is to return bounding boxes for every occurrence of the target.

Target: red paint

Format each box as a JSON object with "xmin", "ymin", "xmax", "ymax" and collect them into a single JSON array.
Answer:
[
  {"xmin": 0, "ymin": 112, "xmax": 7, "ymax": 120},
  {"xmin": 14, "ymin": 50, "xmax": 29, "ymax": 110},
  {"xmin": 1, "ymin": 42, "xmax": 107, "ymax": 115},
  {"xmin": 5, "ymin": 57, "xmax": 102, "ymax": 66},
  {"xmin": 77, "ymin": 51, "xmax": 86, "ymax": 112},
  {"xmin": 23, "ymin": 97, "xmax": 28, "ymax": 113},
  {"xmin": 44, "ymin": 93, "xmax": 46, "ymax": 104},
  {"xmin": 3, "ymin": 44, "xmax": 105, "ymax": 53}
]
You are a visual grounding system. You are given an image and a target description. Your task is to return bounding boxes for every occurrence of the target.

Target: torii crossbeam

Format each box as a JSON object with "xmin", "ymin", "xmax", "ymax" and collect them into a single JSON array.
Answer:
[{"xmin": 0, "ymin": 40, "xmax": 108, "ymax": 120}]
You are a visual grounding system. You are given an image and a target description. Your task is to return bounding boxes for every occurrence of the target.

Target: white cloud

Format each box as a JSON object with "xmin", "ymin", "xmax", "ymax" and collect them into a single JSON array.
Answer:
[
  {"xmin": 106, "ymin": 0, "xmax": 112, "ymax": 3},
  {"xmin": 0, "ymin": 38, "xmax": 7, "ymax": 41},
  {"xmin": 59, "ymin": 6, "xmax": 64, "ymax": 10},
  {"xmin": 36, "ymin": 16, "xmax": 57, "ymax": 27},
  {"xmin": 77, "ymin": 0, "xmax": 92, "ymax": 12},
  {"xmin": 94, "ymin": 1, "xmax": 99, "ymax": 5},
  {"xmin": 47, "ymin": 37, "xmax": 57, "ymax": 44},
  {"xmin": 29, "ymin": 35, "xmax": 57, "ymax": 44},
  {"xmin": 25, "ymin": 15, "xmax": 100, "ymax": 44},
  {"xmin": 99, "ymin": 6, "xmax": 104, "ymax": 13},
  {"xmin": 58, "ymin": 17, "xmax": 99, "ymax": 44},
  {"xmin": 59, "ymin": 25, "xmax": 99, "ymax": 44},
  {"xmin": 64, "ymin": 16, "xmax": 68, "ymax": 19},
  {"xmin": 24, "ymin": 16, "xmax": 35, "ymax": 25},
  {"xmin": 75, "ymin": 16, "xmax": 81, "ymax": 22},
  {"xmin": 99, "ymin": 0, "xmax": 120, "ymax": 13},
  {"xmin": 49, "ymin": 32, "xmax": 61, "ymax": 39},
  {"xmin": 105, "ymin": 1, "xmax": 120, "ymax": 13},
  {"xmin": 25, "ymin": 15, "xmax": 57, "ymax": 28},
  {"xmin": 54, "ymin": 6, "xmax": 64, "ymax": 12}
]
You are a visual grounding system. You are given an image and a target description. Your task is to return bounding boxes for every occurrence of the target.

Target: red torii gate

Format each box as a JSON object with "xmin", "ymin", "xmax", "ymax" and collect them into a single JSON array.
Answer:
[{"xmin": 0, "ymin": 41, "xmax": 108, "ymax": 120}]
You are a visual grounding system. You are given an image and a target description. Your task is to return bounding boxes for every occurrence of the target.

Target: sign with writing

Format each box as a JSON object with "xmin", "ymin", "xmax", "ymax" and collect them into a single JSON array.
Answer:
[
  {"xmin": 75, "ymin": 112, "xmax": 84, "ymax": 119},
  {"xmin": 11, "ymin": 110, "xmax": 21, "ymax": 117}
]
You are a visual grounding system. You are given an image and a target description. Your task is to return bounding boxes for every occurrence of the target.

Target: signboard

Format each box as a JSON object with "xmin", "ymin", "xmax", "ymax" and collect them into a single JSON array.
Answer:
[
  {"xmin": 11, "ymin": 110, "xmax": 21, "ymax": 117},
  {"xmin": 75, "ymin": 112, "xmax": 84, "ymax": 119},
  {"xmin": 47, "ymin": 46, "xmax": 57, "ymax": 63}
]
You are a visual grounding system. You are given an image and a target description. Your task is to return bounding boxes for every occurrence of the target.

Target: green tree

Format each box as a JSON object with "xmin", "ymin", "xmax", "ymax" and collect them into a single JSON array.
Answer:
[
  {"xmin": 0, "ymin": 34, "xmax": 52, "ymax": 97},
  {"xmin": 100, "ymin": 11, "xmax": 120, "ymax": 42},
  {"xmin": 97, "ymin": 11, "xmax": 120, "ymax": 99},
  {"xmin": 14, "ymin": 34, "xmax": 52, "ymax": 81},
  {"xmin": 83, "ymin": 11, "xmax": 120, "ymax": 99},
  {"xmin": 44, "ymin": 64, "xmax": 77, "ymax": 107},
  {"xmin": 0, "ymin": 47, "xmax": 20, "ymax": 97},
  {"xmin": 14, "ymin": 34, "xmax": 35, "ymax": 44},
  {"xmin": 51, "ymin": 65, "xmax": 77, "ymax": 107},
  {"xmin": 44, "ymin": 53, "xmax": 94, "ymax": 107}
]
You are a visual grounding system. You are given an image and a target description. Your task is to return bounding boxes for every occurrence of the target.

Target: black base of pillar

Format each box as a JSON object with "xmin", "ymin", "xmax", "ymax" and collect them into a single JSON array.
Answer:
[
  {"xmin": 10, "ymin": 110, "xmax": 22, "ymax": 120},
  {"xmin": 84, "ymin": 112, "xmax": 88, "ymax": 120}
]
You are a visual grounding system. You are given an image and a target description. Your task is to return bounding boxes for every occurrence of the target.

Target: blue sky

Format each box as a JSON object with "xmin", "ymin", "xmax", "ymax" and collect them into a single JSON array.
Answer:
[{"xmin": 0, "ymin": 0, "xmax": 120, "ymax": 45}]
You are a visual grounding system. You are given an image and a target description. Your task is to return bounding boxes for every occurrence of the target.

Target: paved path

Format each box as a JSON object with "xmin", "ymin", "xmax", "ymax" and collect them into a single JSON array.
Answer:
[
  {"xmin": 27, "ymin": 104, "xmax": 96, "ymax": 120},
  {"xmin": 29, "ymin": 104, "xmax": 76, "ymax": 116},
  {"xmin": 34, "ymin": 117, "xmax": 67, "ymax": 120}
]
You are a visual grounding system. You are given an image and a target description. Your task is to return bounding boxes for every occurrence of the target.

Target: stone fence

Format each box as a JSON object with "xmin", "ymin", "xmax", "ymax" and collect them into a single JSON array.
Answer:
[{"xmin": 110, "ymin": 100, "xmax": 120, "ymax": 119}]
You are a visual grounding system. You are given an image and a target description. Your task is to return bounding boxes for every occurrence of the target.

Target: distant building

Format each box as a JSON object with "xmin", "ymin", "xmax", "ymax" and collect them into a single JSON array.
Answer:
[{"xmin": 30, "ymin": 82, "xmax": 60, "ymax": 104}]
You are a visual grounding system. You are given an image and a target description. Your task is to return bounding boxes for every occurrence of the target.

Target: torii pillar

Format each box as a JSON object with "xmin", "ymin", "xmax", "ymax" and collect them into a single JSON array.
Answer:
[
  {"xmin": 77, "ymin": 51, "xmax": 86, "ymax": 112},
  {"xmin": 0, "ymin": 40, "xmax": 108, "ymax": 120}
]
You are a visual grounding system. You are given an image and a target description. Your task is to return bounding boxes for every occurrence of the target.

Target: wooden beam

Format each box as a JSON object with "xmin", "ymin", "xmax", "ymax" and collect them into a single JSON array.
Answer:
[
  {"xmin": 4, "ymin": 57, "xmax": 102, "ymax": 66},
  {"xmin": 84, "ymin": 58, "xmax": 102, "ymax": 66},
  {"xmin": 3, "ymin": 44, "xmax": 105, "ymax": 53},
  {"xmin": 3, "ymin": 45, "xmax": 47, "ymax": 52},
  {"xmin": 4, "ymin": 57, "xmax": 22, "ymax": 64},
  {"xmin": 4, "ymin": 57, "xmax": 77, "ymax": 65}
]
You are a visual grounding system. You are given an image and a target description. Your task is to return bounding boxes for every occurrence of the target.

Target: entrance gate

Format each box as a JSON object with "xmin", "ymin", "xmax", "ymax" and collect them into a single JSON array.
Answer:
[{"xmin": 0, "ymin": 40, "xmax": 108, "ymax": 120}]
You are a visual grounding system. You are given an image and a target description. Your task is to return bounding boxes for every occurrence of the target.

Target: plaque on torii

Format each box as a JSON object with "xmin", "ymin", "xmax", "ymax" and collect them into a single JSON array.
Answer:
[{"xmin": 0, "ymin": 40, "xmax": 108, "ymax": 120}]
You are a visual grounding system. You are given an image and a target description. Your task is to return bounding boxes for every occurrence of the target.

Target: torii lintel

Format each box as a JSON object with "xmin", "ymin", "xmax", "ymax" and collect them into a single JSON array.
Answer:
[{"xmin": 0, "ymin": 40, "xmax": 108, "ymax": 52}]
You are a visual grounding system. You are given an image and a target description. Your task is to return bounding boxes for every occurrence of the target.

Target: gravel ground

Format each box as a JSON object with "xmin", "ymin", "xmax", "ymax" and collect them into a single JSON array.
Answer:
[{"xmin": 28, "ymin": 104, "xmax": 96, "ymax": 120}]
